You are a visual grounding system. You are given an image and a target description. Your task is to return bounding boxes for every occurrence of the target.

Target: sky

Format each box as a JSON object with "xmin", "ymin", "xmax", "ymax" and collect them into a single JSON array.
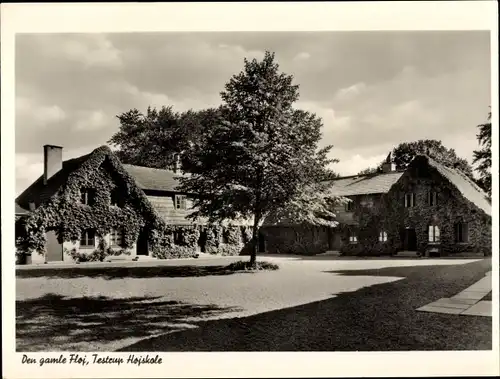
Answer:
[{"xmin": 15, "ymin": 31, "xmax": 491, "ymax": 195}]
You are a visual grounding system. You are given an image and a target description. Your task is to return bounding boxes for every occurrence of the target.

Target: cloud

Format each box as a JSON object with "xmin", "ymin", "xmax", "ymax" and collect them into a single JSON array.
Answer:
[
  {"xmin": 293, "ymin": 52, "xmax": 311, "ymax": 61},
  {"xmin": 14, "ymin": 31, "xmax": 491, "ymax": 191},
  {"xmin": 16, "ymin": 97, "xmax": 67, "ymax": 127},
  {"xmin": 330, "ymin": 152, "xmax": 387, "ymax": 176}
]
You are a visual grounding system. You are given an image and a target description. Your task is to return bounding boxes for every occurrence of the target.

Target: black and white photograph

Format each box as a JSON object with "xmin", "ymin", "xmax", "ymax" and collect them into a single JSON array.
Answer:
[{"xmin": 1, "ymin": 2, "xmax": 498, "ymax": 378}]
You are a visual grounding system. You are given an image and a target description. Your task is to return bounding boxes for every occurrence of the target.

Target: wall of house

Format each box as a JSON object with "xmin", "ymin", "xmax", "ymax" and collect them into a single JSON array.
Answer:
[{"xmin": 341, "ymin": 162, "xmax": 492, "ymax": 256}]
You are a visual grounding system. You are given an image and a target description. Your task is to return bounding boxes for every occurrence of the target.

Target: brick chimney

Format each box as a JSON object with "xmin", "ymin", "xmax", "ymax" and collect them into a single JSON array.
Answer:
[
  {"xmin": 381, "ymin": 152, "xmax": 396, "ymax": 173},
  {"xmin": 173, "ymin": 154, "xmax": 181, "ymax": 174},
  {"xmin": 43, "ymin": 145, "xmax": 63, "ymax": 184}
]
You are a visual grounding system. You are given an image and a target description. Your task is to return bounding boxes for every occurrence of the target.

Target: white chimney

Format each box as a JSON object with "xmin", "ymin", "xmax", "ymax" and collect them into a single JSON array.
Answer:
[
  {"xmin": 381, "ymin": 152, "xmax": 396, "ymax": 173},
  {"xmin": 43, "ymin": 145, "xmax": 63, "ymax": 184}
]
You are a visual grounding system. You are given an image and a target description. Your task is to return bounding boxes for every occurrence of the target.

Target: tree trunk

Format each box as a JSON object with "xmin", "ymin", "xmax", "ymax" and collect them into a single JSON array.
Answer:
[{"xmin": 250, "ymin": 215, "xmax": 260, "ymax": 267}]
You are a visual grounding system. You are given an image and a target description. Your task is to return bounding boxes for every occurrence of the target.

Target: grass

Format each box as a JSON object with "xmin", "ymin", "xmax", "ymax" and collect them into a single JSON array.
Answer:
[{"xmin": 225, "ymin": 260, "xmax": 280, "ymax": 271}]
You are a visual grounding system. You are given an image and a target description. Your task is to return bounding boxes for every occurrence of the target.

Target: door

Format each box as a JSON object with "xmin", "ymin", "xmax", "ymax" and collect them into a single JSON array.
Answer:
[
  {"xmin": 258, "ymin": 232, "xmax": 266, "ymax": 253},
  {"xmin": 136, "ymin": 229, "xmax": 149, "ymax": 256},
  {"xmin": 45, "ymin": 230, "xmax": 63, "ymax": 262},
  {"xmin": 198, "ymin": 228, "xmax": 207, "ymax": 253},
  {"xmin": 403, "ymin": 228, "xmax": 417, "ymax": 251},
  {"xmin": 328, "ymin": 228, "xmax": 342, "ymax": 250}
]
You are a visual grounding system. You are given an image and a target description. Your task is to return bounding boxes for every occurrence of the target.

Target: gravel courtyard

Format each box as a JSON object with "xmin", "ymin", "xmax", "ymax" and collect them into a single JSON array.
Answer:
[{"xmin": 16, "ymin": 255, "xmax": 492, "ymax": 352}]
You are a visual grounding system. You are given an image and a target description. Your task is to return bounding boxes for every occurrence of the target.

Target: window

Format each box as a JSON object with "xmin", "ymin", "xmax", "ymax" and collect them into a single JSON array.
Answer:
[
  {"xmin": 80, "ymin": 188, "xmax": 95, "ymax": 206},
  {"xmin": 427, "ymin": 191, "xmax": 438, "ymax": 206},
  {"xmin": 175, "ymin": 195, "xmax": 187, "ymax": 210},
  {"xmin": 404, "ymin": 193, "xmax": 416, "ymax": 208},
  {"xmin": 174, "ymin": 230, "xmax": 183, "ymax": 245},
  {"xmin": 345, "ymin": 200, "xmax": 354, "ymax": 212},
  {"xmin": 428, "ymin": 225, "xmax": 440, "ymax": 243},
  {"xmin": 455, "ymin": 222, "xmax": 469, "ymax": 243},
  {"xmin": 349, "ymin": 231, "xmax": 358, "ymax": 244},
  {"xmin": 80, "ymin": 229, "xmax": 95, "ymax": 248},
  {"xmin": 110, "ymin": 228, "xmax": 123, "ymax": 247},
  {"xmin": 110, "ymin": 189, "xmax": 122, "ymax": 207},
  {"xmin": 222, "ymin": 230, "xmax": 229, "ymax": 244},
  {"xmin": 379, "ymin": 230, "xmax": 388, "ymax": 242}
]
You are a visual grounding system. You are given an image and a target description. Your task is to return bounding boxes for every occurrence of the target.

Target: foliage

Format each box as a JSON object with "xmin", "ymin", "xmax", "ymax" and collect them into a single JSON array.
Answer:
[
  {"xmin": 225, "ymin": 260, "xmax": 279, "ymax": 271},
  {"xmin": 109, "ymin": 106, "xmax": 220, "ymax": 171},
  {"xmin": 17, "ymin": 147, "xmax": 160, "ymax": 256},
  {"xmin": 357, "ymin": 140, "xmax": 474, "ymax": 179},
  {"xmin": 392, "ymin": 140, "xmax": 474, "ymax": 178},
  {"xmin": 177, "ymin": 51, "xmax": 344, "ymax": 265},
  {"xmin": 472, "ymin": 111, "xmax": 492, "ymax": 196}
]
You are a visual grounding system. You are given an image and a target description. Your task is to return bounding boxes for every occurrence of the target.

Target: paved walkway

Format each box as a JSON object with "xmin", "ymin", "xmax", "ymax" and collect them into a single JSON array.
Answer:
[{"xmin": 417, "ymin": 271, "xmax": 492, "ymax": 317}]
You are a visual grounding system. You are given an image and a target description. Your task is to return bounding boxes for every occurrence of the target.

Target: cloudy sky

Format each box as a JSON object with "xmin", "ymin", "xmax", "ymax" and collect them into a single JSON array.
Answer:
[{"xmin": 15, "ymin": 31, "xmax": 491, "ymax": 195}]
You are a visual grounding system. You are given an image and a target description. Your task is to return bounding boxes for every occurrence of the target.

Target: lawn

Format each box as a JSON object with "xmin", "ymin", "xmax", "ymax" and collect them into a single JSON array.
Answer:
[{"xmin": 16, "ymin": 256, "xmax": 492, "ymax": 352}]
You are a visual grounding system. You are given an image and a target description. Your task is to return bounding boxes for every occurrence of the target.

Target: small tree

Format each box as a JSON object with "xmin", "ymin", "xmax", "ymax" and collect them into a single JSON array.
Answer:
[
  {"xmin": 178, "ymin": 52, "xmax": 344, "ymax": 266},
  {"xmin": 473, "ymin": 111, "xmax": 492, "ymax": 196}
]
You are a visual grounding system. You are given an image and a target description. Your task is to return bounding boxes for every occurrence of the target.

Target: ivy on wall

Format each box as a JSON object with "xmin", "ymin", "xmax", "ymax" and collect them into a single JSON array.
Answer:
[{"xmin": 15, "ymin": 146, "xmax": 255, "ymax": 261}]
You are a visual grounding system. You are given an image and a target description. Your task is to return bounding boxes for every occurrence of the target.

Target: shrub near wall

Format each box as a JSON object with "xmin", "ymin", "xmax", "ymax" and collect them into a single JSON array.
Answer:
[
  {"xmin": 152, "ymin": 224, "xmax": 253, "ymax": 259},
  {"xmin": 261, "ymin": 225, "xmax": 329, "ymax": 255}
]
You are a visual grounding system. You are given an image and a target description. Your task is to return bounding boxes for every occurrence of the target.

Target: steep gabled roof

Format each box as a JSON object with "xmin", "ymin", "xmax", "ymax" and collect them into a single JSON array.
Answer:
[
  {"xmin": 326, "ymin": 171, "xmax": 403, "ymax": 196},
  {"xmin": 16, "ymin": 154, "xmax": 90, "ymax": 210},
  {"xmin": 15, "ymin": 146, "xmax": 166, "ymax": 225},
  {"xmin": 15, "ymin": 202, "xmax": 30, "ymax": 216},
  {"xmin": 123, "ymin": 164, "xmax": 183, "ymax": 192},
  {"xmin": 424, "ymin": 156, "xmax": 491, "ymax": 216}
]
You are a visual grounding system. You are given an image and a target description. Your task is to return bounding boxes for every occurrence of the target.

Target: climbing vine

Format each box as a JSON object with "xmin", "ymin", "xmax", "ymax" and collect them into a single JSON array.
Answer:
[{"xmin": 15, "ymin": 147, "xmax": 255, "ymax": 262}]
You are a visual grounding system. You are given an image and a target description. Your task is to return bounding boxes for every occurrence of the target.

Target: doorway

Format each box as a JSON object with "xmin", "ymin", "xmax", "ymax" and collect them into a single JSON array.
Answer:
[
  {"xmin": 402, "ymin": 228, "xmax": 417, "ymax": 251},
  {"xmin": 258, "ymin": 232, "xmax": 266, "ymax": 253},
  {"xmin": 136, "ymin": 229, "xmax": 149, "ymax": 256},
  {"xmin": 45, "ymin": 230, "xmax": 63, "ymax": 262}
]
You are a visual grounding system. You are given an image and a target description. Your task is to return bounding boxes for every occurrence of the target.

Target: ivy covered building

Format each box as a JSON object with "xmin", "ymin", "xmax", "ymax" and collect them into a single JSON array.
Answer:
[
  {"xmin": 262, "ymin": 155, "xmax": 492, "ymax": 257},
  {"xmin": 15, "ymin": 145, "xmax": 254, "ymax": 264}
]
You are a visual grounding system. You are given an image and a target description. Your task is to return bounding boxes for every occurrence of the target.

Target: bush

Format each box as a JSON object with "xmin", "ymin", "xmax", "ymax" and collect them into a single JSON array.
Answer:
[
  {"xmin": 225, "ymin": 260, "xmax": 279, "ymax": 271},
  {"xmin": 152, "ymin": 245, "xmax": 198, "ymax": 259}
]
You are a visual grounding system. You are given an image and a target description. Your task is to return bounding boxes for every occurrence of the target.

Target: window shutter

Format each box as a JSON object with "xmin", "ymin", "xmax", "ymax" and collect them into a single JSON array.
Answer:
[
  {"xmin": 464, "ymin": 223, "xmax": 469, "ymax": 242},
  {"xmin": 435, "ymin": 226, "xmax": 440, "ymax": 241}
]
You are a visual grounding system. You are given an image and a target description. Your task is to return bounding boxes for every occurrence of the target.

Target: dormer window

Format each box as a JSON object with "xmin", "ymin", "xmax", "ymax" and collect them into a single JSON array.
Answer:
[
  {"xmin": 175, "ymin": 195, "xmax": 187, "ymax": 210},
  {"xmin": 345, "ymin": 200, "xmax": 354, "ymax": 212},
  {"xmin": 80, "ymin": 188, "xmax": 95, "ymax": 206}
]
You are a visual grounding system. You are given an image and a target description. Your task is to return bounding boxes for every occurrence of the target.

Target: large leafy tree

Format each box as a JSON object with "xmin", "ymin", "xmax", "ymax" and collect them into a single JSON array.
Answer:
[
  {"xmin": 108, "ymin": 106, "xmax": 219, "ymax": 170},
  {"xmin": 178, "ymin": 51, "xmax": 343, "ymax": 265},
  {"xmin": 357, "ymin": 139, "xmax": 474, "ymax": 179},
  {"xmin": 473, "ymin": 111, "xmax": 492, "ymax": 196}
]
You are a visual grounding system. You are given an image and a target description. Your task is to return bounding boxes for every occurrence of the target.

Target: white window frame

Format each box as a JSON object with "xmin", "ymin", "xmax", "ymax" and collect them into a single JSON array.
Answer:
[
  {"xmin": 428, "ymin": 191, "xmax": 438, "ymax": 206},
  {"xmin": 175, "ymin": 194, "xmax": 187, "ymax": 210},
  {"xmin": 81, "ymin": 188, "xmax": 94, "ymax": 206},
  {"xmin": 404, "ymin": 193, "xmax": 416, "ymax": 208},
  {"xmin": 428, "ymin": 225, "xmax": 440, "ymax": 243},
  {"xmin": 80, "ymin": 230, "xmax": 96, "ymax": 248},
  {"xmin": 379, "ymin": 230, "xmax": 388, "ymax": 242},
  {"xmin": 110, "ymin": 228, "xmax": 123, "ymax": 247},
  {"xmin": 349, "ymin": 232, "xmax": 358, "ymax": 244}
]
